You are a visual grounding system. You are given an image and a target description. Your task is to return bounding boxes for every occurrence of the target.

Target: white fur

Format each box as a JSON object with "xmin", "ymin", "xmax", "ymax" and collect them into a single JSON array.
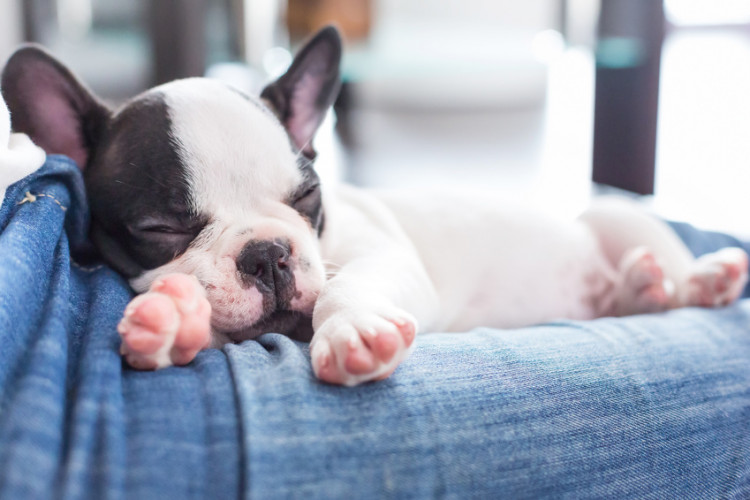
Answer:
[{"xmin": 371, "ymin": 190, "xmax": 611, "ymax": 331}]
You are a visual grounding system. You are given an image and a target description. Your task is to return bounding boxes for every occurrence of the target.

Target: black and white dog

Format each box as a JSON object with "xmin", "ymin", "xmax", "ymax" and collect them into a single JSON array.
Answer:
[{"xmin": 2, "ymin": 27, "xmax": 748, "ymax": 386}]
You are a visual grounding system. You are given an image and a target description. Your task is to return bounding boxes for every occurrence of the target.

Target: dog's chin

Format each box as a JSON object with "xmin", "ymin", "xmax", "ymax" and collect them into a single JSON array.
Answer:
[{"xmin": 223, "ymin": 310, "xmax": 314, "ymax": 343}]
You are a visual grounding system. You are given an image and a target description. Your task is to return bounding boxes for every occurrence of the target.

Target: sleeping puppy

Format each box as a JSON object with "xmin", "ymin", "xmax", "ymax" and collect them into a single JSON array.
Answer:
[{"xmin": 2, "ymin": 27, "xmax": 748, "ymax": 386}]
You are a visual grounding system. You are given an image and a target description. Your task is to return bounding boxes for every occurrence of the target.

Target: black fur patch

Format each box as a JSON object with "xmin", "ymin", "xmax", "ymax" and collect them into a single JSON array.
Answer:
[
  {"xmin": 86, "ymin": 92, "xmax": 207, "ymax": 277},
  {"xmin": 288, "ymin": 157, "xmax": 325, "ymax": 235},
  {"xmin": 226, "ymin": 311, "xmax": 313, "ymax": 342}
]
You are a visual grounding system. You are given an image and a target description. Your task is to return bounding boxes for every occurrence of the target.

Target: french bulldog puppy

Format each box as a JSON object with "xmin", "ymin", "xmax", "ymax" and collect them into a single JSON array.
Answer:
[{"xmin": 3, "ymin": 27, "xmax": 748, "ymax": 386}]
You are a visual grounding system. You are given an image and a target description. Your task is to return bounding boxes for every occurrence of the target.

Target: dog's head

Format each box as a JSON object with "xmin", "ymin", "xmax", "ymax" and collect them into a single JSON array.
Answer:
[{"xmin": 1, "ymin": 27, "xmax": 342, "ymax": 341}]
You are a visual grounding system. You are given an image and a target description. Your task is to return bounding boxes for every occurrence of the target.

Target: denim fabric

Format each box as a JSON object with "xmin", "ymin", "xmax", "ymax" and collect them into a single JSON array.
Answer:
[
  {"xmin": 0, "ymin": 156, "xmax": 241, "ymax": 499},
  {"xmin": 0, "ymin": 155, "xmax": 749, "ymax": 499},
  {"xmin": 668, "ymin": 220, "xmax": 750, "ymax": 259}
]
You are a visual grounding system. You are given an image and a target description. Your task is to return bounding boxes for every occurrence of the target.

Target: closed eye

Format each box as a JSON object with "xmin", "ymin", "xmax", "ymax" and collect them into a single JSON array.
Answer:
[
  {"xmin": 293, "ymin": 184, "xmax": 320, "ymax": 206},
  {"xmin": 291, "ymin": 161, "xmax": 324, "ymax": 232},
  {"xmin": 128, "ymin": 216, "xmax": 205, "ymax": 238},
  {"xmin": 137, "ymin": 225, "xmax": 184, "ymax": 234},
  {"xmin": 290, "ymin": 183, "xmax": 323, "ymax": 231}
]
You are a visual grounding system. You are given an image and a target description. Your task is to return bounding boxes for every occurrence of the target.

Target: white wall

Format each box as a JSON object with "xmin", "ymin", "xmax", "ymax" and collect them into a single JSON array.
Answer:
[{"xmin": 0, "ymin": 0, "xmax": 24, "ymax": 65}]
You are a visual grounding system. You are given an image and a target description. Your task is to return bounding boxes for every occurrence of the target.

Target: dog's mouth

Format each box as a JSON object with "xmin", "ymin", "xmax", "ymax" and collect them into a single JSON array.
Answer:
[
  {"xmin": 203, "ymin": 265, "xmax": 320, "ymax": 343},
  {"xmin": 224, "ymin": 310, "xmax": 314, "ymax": 343}
]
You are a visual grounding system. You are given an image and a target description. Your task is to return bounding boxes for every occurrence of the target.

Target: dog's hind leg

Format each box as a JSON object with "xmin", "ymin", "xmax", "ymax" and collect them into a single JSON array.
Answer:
[{"xmin": 580, "ymin": 197, "xmax": 748, "ymax": 314}]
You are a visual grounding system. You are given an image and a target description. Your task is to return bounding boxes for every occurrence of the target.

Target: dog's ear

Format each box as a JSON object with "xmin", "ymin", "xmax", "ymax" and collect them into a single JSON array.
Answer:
[
  {"xmin": 261, "ymin": 26, "xmax": 342, "ymax": 158},
  {"xmin": 1, "ymin": 44, "xmax": 110, "ymax": 169}
]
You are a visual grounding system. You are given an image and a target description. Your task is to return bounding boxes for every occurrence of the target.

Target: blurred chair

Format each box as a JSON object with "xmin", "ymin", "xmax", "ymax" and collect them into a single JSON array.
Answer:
[
  {"xmin": 592, "ymin": 0, "xmax": 665, "ymax": 195},
  {"xmin": 17, "ymin": 0, "xmax": 245, "ymax": 99}
]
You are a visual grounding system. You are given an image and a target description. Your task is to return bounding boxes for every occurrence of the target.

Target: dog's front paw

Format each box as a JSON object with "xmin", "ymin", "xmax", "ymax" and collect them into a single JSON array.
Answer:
[
  {"xmin": 310, "ymin": 309, "xmax": 417, "ymax": 386},
  {"xmin": 118, "ymin": 273, "xmax": 212, "ymax": 370}
]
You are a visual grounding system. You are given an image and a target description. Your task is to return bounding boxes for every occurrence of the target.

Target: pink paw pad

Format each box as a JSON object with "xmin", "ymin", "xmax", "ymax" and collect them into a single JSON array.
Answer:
[
  {"xmin": 315, "ymin": 353, "xmax": 344, "ymax": 385},
  {"xmin": 639, "ymin": 281, "xmax": 669, "ymax": 307},
  {"xmin": 616, "ymin": 247, "xmax": 670, "ymax": 315},
  {"xmin": 393, "ymin": 318, "xmax": 416, "ymax": 347},
  {"xmin": 371, "ymin": 330, "xmax": 399, "ymax": 363},
  {"xmin": 344, "ymin": 336, "xmax": 377, "ymax": 374},
  {"xmin": 311, "ymin": 313, "xmax": 418, "ymax": 386},
  {"xmin": 687, "ymin": 248, "xmax": 749, "ymax": 307},
  {"xmin": 119, "ymin": 294, "xmax": 178, "ymax": 354},
  {"xmin": 627, "ymin": 251, "xmax": 664, "ymax": 289},
  {"xmin": 119, "ymin": 273, "xmax": 212, "ymax": 370}
]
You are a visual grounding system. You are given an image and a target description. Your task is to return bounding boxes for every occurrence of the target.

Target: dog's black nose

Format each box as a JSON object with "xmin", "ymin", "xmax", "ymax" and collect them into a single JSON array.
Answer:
[{"xmin": 236, "ymin": 240, "xmax": 293, "ymax": 295}]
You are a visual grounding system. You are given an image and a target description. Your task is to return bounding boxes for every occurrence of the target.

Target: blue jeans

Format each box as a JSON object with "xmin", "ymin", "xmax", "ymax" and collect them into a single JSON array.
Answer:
[{"xmin": 0, "ymin": 156, "xmax": 748, "ymax": 499}]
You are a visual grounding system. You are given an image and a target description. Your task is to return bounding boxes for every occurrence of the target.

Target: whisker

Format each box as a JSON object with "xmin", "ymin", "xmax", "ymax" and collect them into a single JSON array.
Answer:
[
  {"xmin": 113, "ymin": 179, "xmax": 147, "ymax": 190},
  {"xmin": 114, "ymin": 164, "xmax": 188, "ymax": 192}
]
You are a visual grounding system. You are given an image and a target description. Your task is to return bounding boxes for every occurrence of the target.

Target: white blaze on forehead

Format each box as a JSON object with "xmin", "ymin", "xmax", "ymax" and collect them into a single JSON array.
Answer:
[{"xmin": 160, "ymin": 78, "xmax": 302, "ymax": 215}]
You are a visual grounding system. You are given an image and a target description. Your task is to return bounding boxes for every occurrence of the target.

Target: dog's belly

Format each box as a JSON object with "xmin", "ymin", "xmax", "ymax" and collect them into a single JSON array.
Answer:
[{"xmin": 373, "ymin": 192, "xmax": 614, "ymax": 332}]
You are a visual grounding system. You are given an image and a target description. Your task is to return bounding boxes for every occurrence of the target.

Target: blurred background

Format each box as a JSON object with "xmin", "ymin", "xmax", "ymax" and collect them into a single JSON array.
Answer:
[{"xmin": 2, "ymin": 0, "xmax": 750, "ymax": 235}]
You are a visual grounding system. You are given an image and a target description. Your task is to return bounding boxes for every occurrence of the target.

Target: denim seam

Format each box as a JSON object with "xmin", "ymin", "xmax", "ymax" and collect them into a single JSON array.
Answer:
[{"xmin": 17, "ymin": 191, "xmax": 68, "ymax": 211}]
